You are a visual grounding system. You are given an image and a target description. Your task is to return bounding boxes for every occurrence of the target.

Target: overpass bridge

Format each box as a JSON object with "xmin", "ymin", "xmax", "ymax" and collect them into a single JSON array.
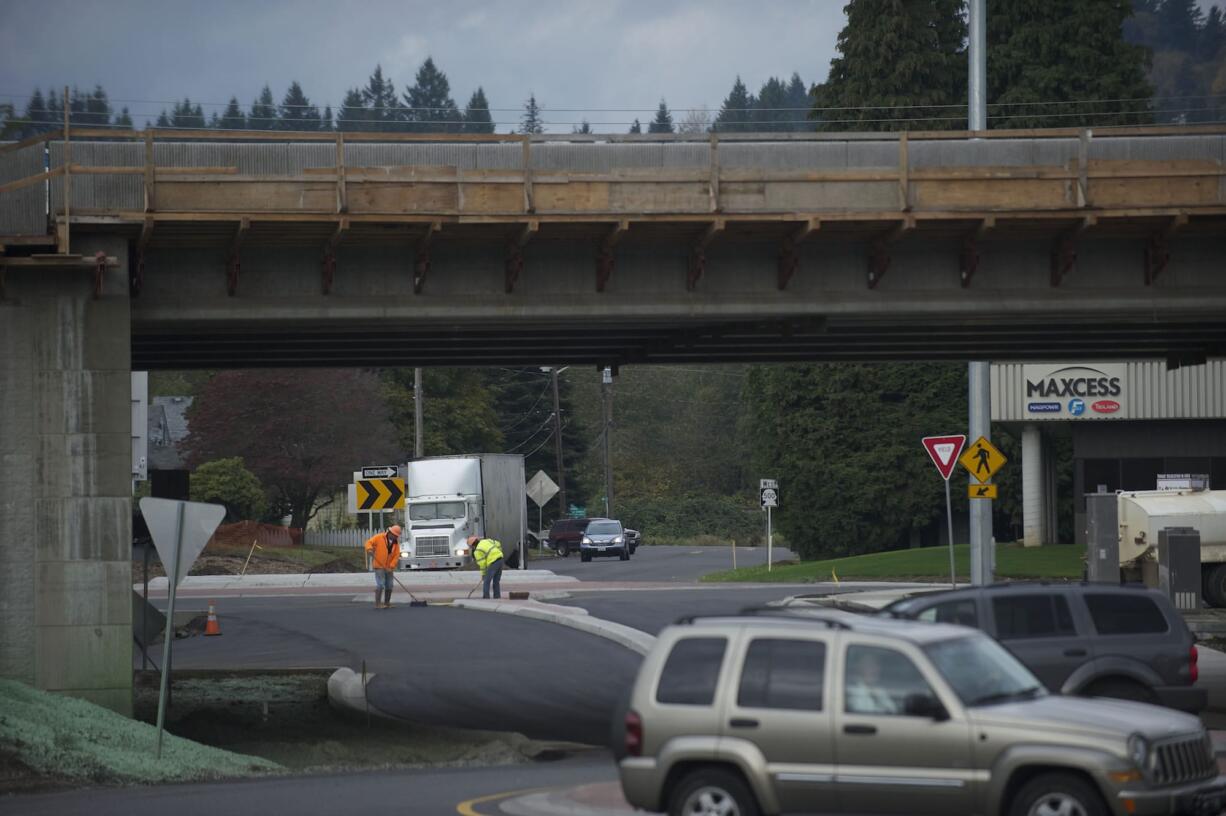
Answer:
[{"xmin": 1, "ymin": 125, "xmax": 1224, "ymax": 711}]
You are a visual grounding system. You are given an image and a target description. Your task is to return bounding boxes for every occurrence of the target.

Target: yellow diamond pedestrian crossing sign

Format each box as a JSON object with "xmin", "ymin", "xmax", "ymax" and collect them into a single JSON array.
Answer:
[
  {"xmin": 355, "ymin": 478, "xmax": 405, "ymax": 511},
  {"xmin": 959, "ymin": 436, "xmax": 1007, "ymax": 483}
]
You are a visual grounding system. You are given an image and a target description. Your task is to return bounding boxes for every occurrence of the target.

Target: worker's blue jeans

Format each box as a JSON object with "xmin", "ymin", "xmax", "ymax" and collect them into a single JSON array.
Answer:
[{"xmin": 482, "ymin": 559, "xmax": 503, "ymax": 599}]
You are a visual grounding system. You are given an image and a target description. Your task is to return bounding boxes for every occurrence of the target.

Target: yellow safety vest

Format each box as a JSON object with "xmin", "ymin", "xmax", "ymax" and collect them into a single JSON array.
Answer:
[{"xmin": 473, "ymin": 538, "xmax": 504, "ymax": 572}]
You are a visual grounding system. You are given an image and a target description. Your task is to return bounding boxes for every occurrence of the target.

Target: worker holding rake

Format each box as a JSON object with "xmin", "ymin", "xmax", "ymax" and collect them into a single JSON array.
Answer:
[{"xmin": 364, "ymin": 525, "xmax": 401, "ymax": 609}]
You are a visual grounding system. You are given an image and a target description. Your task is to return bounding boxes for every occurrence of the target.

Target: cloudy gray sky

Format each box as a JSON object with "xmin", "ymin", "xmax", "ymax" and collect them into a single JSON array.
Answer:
[
  {"xmin": 3, "ymin": 1, "xmax": 1219, "ymax": 132},
  {"xmin": 0, "ymin": 0, "xmax": 846, "ymax": 132}
]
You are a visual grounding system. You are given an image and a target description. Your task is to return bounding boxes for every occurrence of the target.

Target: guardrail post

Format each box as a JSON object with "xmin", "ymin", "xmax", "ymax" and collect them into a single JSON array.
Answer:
[
  {"xmin": 522, "ymin": 136, "xmax": 534, "ymax": 214},
  {"xmin": 898, "ymin": 131, "xmax": 911, "ymax": 211},
  {"xmin": 61, "ymin": 86, "xmax": 71, "ymax": 254},
  {"xmin": 335, "ymin": 132, "xmax": 347, "ymax": 213},
  {"xmin": 708, "ymin": 132, "xmax": 720, "ymax": 213}
]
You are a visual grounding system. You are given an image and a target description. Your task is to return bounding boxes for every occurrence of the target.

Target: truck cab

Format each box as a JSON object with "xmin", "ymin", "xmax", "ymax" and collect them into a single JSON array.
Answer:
[{"xmin": 401, "ymin": 496, "xmax": 476, "ymax": 570}]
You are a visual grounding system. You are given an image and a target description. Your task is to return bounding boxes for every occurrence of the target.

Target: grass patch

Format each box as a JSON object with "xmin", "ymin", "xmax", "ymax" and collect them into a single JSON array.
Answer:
[
  {"xmin": 136, "ymin": 545, "xmax": 365, "ymax": 581},
  {"xmin": 0, "ymin": 678, "xmax": 278, "ymax": 791},
  {"xmin": 703, "ymin": 543, "xmax": 1084, "ymax": 583}
]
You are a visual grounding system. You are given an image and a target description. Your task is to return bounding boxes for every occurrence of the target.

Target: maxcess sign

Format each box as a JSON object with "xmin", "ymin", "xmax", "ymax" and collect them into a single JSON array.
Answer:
[{"xmin": 1021, "ymin": 364, "xmax": 1127, "ymax": 420}]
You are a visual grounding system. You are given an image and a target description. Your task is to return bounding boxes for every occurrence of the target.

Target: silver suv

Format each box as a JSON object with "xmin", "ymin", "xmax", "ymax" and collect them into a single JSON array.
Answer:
[{"xmin": 617, "ymin": 609, "xmax": 1224, "ymax": 816}]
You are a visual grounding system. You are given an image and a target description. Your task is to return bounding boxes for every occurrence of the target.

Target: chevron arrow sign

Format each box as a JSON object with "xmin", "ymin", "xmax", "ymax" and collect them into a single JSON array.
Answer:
[{"xmin": 355, "ymin": 478, "xmax": 405, "ymax": 511}]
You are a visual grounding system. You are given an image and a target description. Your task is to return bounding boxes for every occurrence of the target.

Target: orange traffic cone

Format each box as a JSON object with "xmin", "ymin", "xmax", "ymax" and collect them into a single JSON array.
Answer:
[{"xmin": 204, "ymin": 601, "xmax": 222, "ymax": 636}]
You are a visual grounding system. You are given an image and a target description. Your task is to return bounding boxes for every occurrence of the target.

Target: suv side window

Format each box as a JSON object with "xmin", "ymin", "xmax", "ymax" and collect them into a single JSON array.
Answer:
[
  {"xmin": 917, "ymin": 599, "xmax": 978, "ymax": 627},
  {"xmin": 992, "ymin": 594, "xmax": 1076, "ymax": 640},
  {"xmin": 844, "ymin": 645, "xmax": 934, "ymax": 716},
  {"xmin": 656, "ymin": 637, "xmax": 727, "ymax": 706},
  {"xmin": 737, "ymin": 638, "xmax": 826, "ymax": 711},
  {"xmin": 1085, "ymin": 593, "xmax": 1169, "ymax": 635}
]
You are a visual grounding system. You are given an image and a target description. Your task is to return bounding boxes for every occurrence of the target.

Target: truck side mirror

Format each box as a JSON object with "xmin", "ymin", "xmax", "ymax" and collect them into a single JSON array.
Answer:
[{"xmin": 903, "ymin": 693, "xmax": 949, "ymax": 721}]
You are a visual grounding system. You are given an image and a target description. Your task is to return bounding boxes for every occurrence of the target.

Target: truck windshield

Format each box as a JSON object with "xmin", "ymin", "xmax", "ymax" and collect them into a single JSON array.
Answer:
[
  {"xmin": 923, "ymin": 635, "xmax": 1045, "ymax": 707},
  {"xmin": 409, "ymin": 502, "xmax": 465, "ymax": 521}
]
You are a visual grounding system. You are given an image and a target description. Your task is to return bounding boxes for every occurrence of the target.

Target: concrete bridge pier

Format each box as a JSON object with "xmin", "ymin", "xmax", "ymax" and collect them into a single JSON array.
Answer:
[{"xmin": 0, "ymin": 235, "xmax": 133, "ymax": 714}]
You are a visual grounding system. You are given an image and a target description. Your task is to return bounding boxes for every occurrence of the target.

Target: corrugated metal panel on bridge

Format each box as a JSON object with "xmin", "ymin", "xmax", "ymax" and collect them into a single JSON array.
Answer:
[
  {"xmin": 0, "ymin": 142, "xmax": 49, "ymax": 235},
  {"xmin": 992, "ymin": 359, "xmax": 1226, "ymax": 421}
]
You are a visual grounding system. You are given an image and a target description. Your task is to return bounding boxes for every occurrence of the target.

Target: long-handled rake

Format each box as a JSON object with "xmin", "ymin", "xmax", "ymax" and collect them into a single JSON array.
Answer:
[{"xmin": 390, "ymin": 572, "xmax": 429, "ymax": 607}]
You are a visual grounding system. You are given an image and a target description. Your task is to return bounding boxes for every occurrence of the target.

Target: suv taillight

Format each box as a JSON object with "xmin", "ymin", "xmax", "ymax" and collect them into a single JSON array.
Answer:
[
  {"xmin": 624, "ymin": 709, "xmax": 642, "ymax": 757},
  {"xmin": 1190, "ymin": 645, "xmax": 1199, "ymax": 684}
]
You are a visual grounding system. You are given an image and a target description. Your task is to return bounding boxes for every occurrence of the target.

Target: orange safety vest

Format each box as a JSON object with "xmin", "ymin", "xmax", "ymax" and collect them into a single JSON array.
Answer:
[{"xmin": 365, "ymin": 532, "xmax": 401, "ymax": 571}]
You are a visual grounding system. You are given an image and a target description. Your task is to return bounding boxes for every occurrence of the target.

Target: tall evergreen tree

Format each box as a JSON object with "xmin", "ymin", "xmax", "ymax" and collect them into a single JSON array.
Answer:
[
  {"xmin": 320, "ymin": 105, "xmax": 333, "ymax": 131},
  {"xmin": 989, "ymin": 0, "xmax": 1153, "ymax": 127},
  {"xmin": 754, "ymin": 77, "xmax": 790, "ymax": 131},
  {"xmin": 22, "ymin": 89, "xmax": 50, "ymax": 135},
  {"xmin": 713, "ymin": 76, "xmax": 755, "ymax": 132},
  {"xmin": 404, "ymin": 57, "xmax": 462, "ymax": 133},
  {"xmin": 114, "ymin": 106, "xmax": 133, "ymax": 129},
  {"xmin": 249, "ymin": 84, "xmax": 278, "ymax": 130},
  {"xmin": 573, "ymin": 119, "xmax": 592, "ymax": 134},
  {"xmin": 155, "ymin": 110, "xmax": 171, "ymax": 128},
  {"xmin": 647, "ymin": 99, "xmax": 674, "ymax": 133},
  {"xmin": 520, "ymin": 93, "xmax": 544, "ymax": 134},
  {"xmin": 85, "ymin": 85, "xmax": 111, "ymax": 126},
  {"xmin": 337, "ymin": 88, "xmax": 369, "ymax": 132},
  {"xmin": 361, "ymin": 65, "xmax": 399, "ymax": 131},
  {"xmin": 1201, "ymin": 7, "xmax": 1226, "ymax": 60},
  {"xmin": 810, "ymin": 0, "xmax": 966, "ymax": 131},
  {"xmin": 463, "ymin": 87, "xmax": 495, "ymax": 134},
  {"xmin": 46, "ymin": 87, "xmax": 63, "ymax": 127},
  {"xmin": 278, "ymin": 81, "xmax": 320, "ymax": 130},
  {"xmin": 628, "ymin": 118, "xmax": 642, "ymax": 134},
  {"xmin": 1156, "ymin": 0, "xmax": 1205, "ymax": 52},
  {"xmin": 219, "ymin": 96, "xmax": 246, "ymax": 130},
  {"xmin": 171, "ymin": 98, "xmax": 206, "ymax": 129},
  {"xmin": 785, "ymin": 73, "xmax": 811, "ymax": 130}
]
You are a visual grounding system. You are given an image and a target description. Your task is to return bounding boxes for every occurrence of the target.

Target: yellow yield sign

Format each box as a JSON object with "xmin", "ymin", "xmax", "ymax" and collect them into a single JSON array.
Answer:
[
  {"xmin": 356, "ymin": 478, "xmax": 405, "ymax": 511},
  {"xmin": 959, "ymin": 435, "xmax": 1007, "ymax": 482},
  {"xmin": 968, "ymin": 482, "xmax": 998, "ymax": 500}
]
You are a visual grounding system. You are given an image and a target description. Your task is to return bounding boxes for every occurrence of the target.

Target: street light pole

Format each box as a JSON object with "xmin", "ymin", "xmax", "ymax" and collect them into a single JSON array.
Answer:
[
  {"xmin": 602, "ymin": 366, "xmax": 614, "ymax": 518},
  {"xmin": 550, "ymin": 366, "xmax": 567, "ymax": 515},
  {"xmin": 413, "ymin": 368, "xmax": 424, "ymax": 459}
]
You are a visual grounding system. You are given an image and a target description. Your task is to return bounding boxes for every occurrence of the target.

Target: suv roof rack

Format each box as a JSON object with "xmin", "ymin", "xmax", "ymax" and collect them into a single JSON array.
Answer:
[{"xmin": 674, "ymin": 606, "xmax": 854, "ymax": 629}]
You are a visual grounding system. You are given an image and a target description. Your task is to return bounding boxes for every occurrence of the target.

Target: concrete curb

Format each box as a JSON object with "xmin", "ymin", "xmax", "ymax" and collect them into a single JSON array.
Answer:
[
  {"xmin": 137, "ymin": 569, "xmax": 578, "ymax": 593},
  {"xmin": 452, "ymin": 599, "xmax": 656, "ymax": 656}
]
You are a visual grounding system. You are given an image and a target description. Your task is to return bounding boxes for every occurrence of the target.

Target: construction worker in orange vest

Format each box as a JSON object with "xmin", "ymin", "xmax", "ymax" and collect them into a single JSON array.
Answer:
[{"xmin": 365, "ymin": 525, "xmax": 401, "ymax": 609}]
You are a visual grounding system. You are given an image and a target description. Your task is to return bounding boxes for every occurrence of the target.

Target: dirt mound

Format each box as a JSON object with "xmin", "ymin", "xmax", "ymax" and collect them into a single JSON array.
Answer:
[
  {"xmin": 308, "ymin": 558, "xmax": 362, "ymax": 574},
  {"xmin": 208, "ymin": 521, "xmax": 301, "ymax": 550}
]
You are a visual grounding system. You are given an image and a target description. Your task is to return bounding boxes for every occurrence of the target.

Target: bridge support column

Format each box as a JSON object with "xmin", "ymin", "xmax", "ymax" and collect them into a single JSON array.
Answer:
[
  {"xmin": 1021, "ymin": 424, "xmax": 1046, "ymax": 548},
  {"xmin": 0, "ymin": 236, "xmax": 133, "ymax": 714}
]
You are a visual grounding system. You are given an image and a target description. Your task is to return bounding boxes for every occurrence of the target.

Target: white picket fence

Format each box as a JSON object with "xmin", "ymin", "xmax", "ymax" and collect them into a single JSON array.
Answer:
[{"xmin": 302, "ymin": 529, "xmax": 370, "ymax": 549}]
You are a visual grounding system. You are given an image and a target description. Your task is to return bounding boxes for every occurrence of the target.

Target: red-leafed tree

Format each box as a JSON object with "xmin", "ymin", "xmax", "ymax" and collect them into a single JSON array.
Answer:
[{"xmin": 183, "ymin": 369, "xmax": 399, "ymax": 529}]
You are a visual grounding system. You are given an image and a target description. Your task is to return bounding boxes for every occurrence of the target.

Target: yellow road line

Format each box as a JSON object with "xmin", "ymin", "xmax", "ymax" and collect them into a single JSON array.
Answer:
[{"xmin": 455, "ymin": 787, "xmax": 548, "ymax": 816}]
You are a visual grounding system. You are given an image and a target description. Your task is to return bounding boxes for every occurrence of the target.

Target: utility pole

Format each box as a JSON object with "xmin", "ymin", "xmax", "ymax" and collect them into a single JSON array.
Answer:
[
  {"xmin": 602, "ymin": 366, "xmax": 614, "ymax": 517},
  {"xmin": 413, "ymin": 368, "xmax": 424, "ymax": 459},
  {"xmin": 967, "ymin": 0, "xmax": 994, "ymax": 585},
  {"xmin": 550, "ymin": 367, "xmax": 568, "ymax": 515}
]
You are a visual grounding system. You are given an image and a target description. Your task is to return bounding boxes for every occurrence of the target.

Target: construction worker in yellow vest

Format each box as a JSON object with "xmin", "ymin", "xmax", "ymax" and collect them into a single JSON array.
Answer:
[{"xmin": 467, "ymin": 535, "xmax": 504, "ymax": 599}]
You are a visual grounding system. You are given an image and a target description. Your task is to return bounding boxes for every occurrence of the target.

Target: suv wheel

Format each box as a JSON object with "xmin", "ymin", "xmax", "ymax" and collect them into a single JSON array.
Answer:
[
  {"xmin": 581, "ymin": 552, "xmax": 591, "ymax": 563},
  {"xmin": 1009, "ymin": 772, "xmax": 1106, "ymax": 816},
  {"xmin": 557, "ymin": 543, "xmax": 569, "ymax": 558},
  {"xmin": 669, "ymin": 767, "xmax": 760, "ymax": 816},
  {"xmin": 1204, "ymin": 564, "xmax": 1226, "ymax": 608}
]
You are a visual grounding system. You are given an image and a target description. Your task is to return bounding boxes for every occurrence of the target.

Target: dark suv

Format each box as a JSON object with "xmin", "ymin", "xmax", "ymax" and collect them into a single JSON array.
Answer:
[
  {"xmin": 546, "ymin": 517, "xmax": 594, "ymax": 557},
  {"xmin": 882, "ymin": 583, "xmax": 1205, "ymax": 712}
]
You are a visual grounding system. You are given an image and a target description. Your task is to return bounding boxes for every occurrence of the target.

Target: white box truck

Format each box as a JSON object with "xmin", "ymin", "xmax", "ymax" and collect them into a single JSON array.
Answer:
[
  {"xmin": 398, "ymin": 453, "xmax": 525, "ymax": 570},
  {"xmin": 1116, "ymin": 488, "xmax": 1226, "ymax": 605}
]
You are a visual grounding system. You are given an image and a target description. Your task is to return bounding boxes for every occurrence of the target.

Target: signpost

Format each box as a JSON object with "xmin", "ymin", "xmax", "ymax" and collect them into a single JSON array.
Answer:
[
  {"xmin": 760, "ymin": 479, "xmax": 778, "ymax": 572},
  {"xmin": 139, "ymin": 497, "xmax": 225, "ymax": 759},
  {"xmin": 525, "ymin": 470, "xmax": 560, "ymax": 553},
  {"xmin": 921, "ymin": 435, "xmax": 967, "ymax": 588}
]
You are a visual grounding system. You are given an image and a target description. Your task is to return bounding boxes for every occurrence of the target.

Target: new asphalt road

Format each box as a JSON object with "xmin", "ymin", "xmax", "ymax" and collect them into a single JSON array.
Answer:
[{"xmin": 0, "ymin": 753, "xmax": 618, "ymax": 816}]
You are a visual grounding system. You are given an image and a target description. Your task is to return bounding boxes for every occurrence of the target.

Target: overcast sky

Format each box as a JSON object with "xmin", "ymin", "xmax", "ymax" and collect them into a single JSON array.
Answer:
[
  {"xmin": 2, "ymin": 1, "xmax": 1220, "ymax": 133},
  {"xmin": 0, "ymin": 0, "xmax": 846, "ymax": 132}
]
